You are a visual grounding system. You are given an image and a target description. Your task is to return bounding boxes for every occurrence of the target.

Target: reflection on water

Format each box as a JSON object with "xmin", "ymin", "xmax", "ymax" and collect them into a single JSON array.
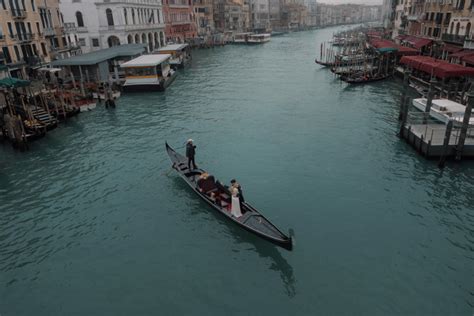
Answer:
[{"xmin": 170, "ymin": 176, "xmax": 296, "ymax": 297}]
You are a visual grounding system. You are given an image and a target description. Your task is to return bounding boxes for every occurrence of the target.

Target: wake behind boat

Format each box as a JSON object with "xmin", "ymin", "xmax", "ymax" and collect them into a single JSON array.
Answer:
[{"xmin": 166, "ymin": 142, "xmax": 293, "ymax": 251}]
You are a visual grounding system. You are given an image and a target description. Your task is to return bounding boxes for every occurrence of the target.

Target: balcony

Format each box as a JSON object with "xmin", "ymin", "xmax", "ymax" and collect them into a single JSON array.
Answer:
[
  {"xmin": 63, "ymin": 22, "xmax": 77, "ymax": 33},
  {"xmin": 464, "ymin": 36, "xmax": 474, "ymax": 49},
  {"xmin": 43, "ymin": 27, "xmax": 56, "ymax": 37},
  {"xmin": 76, "ymin": 26, "xmax": 88, "ymax": 33},
  {"xmin": 442, "ymin": 33, "xmax": 466, "ymax": 45},
  {"xmin": 11, "ymin": 9, "xmax": 27, "ymax": 19},
  {"xmin": 18, "ymin": 33, "xmax": 35, "ymax": 42}
]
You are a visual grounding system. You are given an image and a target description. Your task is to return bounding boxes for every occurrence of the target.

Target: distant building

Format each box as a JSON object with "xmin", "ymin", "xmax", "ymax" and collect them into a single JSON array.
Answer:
[
  {"xmin": 163, "ymin": 0, "xmax": 198, "ymax": 42},
  {"xmin": 214, "ymin": 0, "xmax": 250, "ymax": 33},
  {"xmin": 60, "ymin": 0, "xmax": 166, "ymax": 53},
  {"xmin": 250, "ymin": 0, "xmax": 270, "ymax": 31},
  {"xmin": 194, "ymin": 0, "xmax": 214, "ymax": 36}
]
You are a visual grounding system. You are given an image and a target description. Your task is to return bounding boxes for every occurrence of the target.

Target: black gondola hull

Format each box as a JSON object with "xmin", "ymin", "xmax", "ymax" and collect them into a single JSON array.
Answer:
[{"xmin": 166, "ymin": 142, "xmax": 293, "ymax": 251}]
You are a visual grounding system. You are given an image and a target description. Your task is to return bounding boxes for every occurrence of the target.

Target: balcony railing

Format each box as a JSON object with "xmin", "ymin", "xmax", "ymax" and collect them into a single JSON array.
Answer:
[
  {"xmin": 18, "ymin": 33, "xmax": 34, "ymax": 42},
  {"xmin": 43, "ymin": 27, "xmax": 56, "ymax": 36},
  {"xmin": 11, "ymin": 9, "xmax": 27, "ymax": 18},
  {"xmin": 441, "ymin": 33, "xmax": 466, "ymax": 45}
]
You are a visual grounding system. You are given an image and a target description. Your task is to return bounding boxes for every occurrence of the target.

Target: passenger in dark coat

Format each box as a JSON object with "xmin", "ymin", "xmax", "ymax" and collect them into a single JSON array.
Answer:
[
  {"xmin": 230, "ymin": 179, "xmax": 244, "ymax": 203},
  {"xmin": 186, "ymin": 139, "xmax": 197, "ymax": 170}
]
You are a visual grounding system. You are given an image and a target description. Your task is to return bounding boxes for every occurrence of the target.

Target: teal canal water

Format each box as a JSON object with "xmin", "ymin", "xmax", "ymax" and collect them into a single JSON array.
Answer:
[{"xmin": 1, "ymin": 26, "xmax": 474, "ymax": 315}]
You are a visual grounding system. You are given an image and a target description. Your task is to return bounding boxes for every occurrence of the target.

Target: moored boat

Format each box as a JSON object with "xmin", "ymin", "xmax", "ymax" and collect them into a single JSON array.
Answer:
[
  {"xmin": 156, "ymin": 44, "xmax": 191, "ymax": 70},
  {"xmin": 247, "ymin": 33, "xmax": 271, "ymax": 44},
  {"xmin": 166, "ymin": 142, "xmax": 293, "ymax": 251},
  {"xmin": 412, "ymin": 98, "xmax": 474, "ymax": 126},
  {"xmin": 120, "ymin": 54, "xmax": 177, "ymax": 92}
]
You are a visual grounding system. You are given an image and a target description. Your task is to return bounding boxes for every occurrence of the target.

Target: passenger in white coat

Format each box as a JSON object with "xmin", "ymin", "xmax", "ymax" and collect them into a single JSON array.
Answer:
[{"xmin": 230, "ymin": 186, "xmax": 242, "ymax": 218}]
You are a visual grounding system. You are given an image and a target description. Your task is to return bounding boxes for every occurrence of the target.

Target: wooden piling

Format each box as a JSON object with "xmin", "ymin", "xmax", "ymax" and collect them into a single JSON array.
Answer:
[
  {"xmin": 423, "ymin": 78, "xmax": 436, "ymax": 124},
  {"xmin": 438, "ymin": 119, "xmax": 454, "ymax": 168},
  {"xmin": 399, "ymin": 69, "xmax": 410, "ymax": 121},
  {"xmin": 455, "ymin": 88, "xmax": 474, "ymax": 160}
]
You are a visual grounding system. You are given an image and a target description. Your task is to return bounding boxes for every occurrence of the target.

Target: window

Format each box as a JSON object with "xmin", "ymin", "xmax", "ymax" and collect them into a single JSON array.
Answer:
[
  {"xmin": 1, "ymin": 0, "xmax": 6, "ymax": 10},
  {"xmin": 7, "ymin": 22, "xmax": 13, "ymax": 37},
  {"xmin": 92, "ymin": 38, "xmax": 99, "ymax": 47},
  {"xmin": 36, "ymin": 22, "xmax": 40, "ymax": 34},
  {"xmin": 30, "ymin": 0, "xmax": 34, "ymax": 11},
  {"xmin": 132, "ymin": 8, "xmax": 135, "ymax": 24},
  {"xmin": 13, "ymin": 45, "xmax": 21, "ymax": 61},
  {"xmin": 76, "ymin": 11, "xmax": 84, "ymax": 27},
  {"xmin": 41, "ymin": 42, "xmax": 47, "ymax": 56},
  {"xmin": 32, "ymin": 43, "xmax": 37, "ymax": 54},
  {"xmin": 27, "ymin": 22, "xmax": 31, "ymax": 34},
  {"xmin": 124, "ymin": 8, "xmax": 128, "ymax": 24},
  {"xmin": 78, "ymin": 37, "xmax": 85, "ymax": 46},
  {"xmin": 2, "ymin": 47, "xmax": 12, "ymax": 63},
  {"xmin": 106, "ymin": 8, "xmax": 114, "ymax": 26}
]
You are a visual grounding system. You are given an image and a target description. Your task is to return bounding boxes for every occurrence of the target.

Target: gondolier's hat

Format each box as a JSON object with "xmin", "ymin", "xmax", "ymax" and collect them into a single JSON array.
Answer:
[{"xmin": 187, "ymin": 139, "xmax": 193, "ymax": 143}]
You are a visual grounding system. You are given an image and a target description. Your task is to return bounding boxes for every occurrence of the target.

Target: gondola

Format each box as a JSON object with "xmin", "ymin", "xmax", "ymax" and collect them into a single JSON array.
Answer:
[
  {"xmin": 315, "ymin": 59, "xmax": 335, "ymax": 67},
  {"xmin": 341, "ymin": 74, "xmax": 390, "ymax": 84},
  {"xmin": 166, "ymin": 142, "xmax": 293, "ymax": 251}
]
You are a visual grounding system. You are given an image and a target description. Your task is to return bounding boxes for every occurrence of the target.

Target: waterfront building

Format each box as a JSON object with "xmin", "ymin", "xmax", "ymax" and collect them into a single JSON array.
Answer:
[
  {"xmin": 442, "ymin": 0, "xmax": 474, "ymax": 50},
  {"xmin": 0, "ymin": 0, "xmax": 77, "ymax": 78},
  {"xmin": 60, "ymin": 0, "xmax": 166, "ymax": 53},
  {"xmin": 281, "ymin": 0, "xmax": 307, "ymax": 30},
  {"xmin": 193, "ymin": 0, "xmax": 214, "ymax": 37},
  {"xmin": 268, "ymin": 0, "xmax": 281, "ymax": 31},
  {"xmin": 304, "ymin": 0, "xmax": 318, "ymax": 28},
  {"xmin": 163, "ymin": 0, "xmax": 197, "ymax": 43},
  {"xmin": 249, "ymin": 0, "xmax": 270, "ymax": 31},
  {"xmin": 213, "ymin": 0, "xmax": 250, "ymax": 33}
]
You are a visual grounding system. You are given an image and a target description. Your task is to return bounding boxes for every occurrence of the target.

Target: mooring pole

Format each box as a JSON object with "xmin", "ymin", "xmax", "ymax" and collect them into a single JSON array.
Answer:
[
  {"xmin": 438, "ymin": 119, "xmax": 454, "ymax": 168},
  {"xmin": 455, "ymin": 87, "xmax": 474, "ymax": 161},
  {"xmin": 399, "ymin": 69, "xmax": 411, "ymax": 121},
  {"xmin": 423, "ymin": 78, "xmax": 436, "ymax": 124}
]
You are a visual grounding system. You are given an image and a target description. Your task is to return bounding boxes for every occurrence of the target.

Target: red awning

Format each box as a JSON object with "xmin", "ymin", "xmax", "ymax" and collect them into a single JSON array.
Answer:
[
  {"xmin": 403, "ymin": 36, "xmax": 433, "ymax": 49},
  {"xmin": 443, "ymin": 44, "xmax": 463, "ymax": 53},
  {"xmin": 400, "ymin": 55, "xmax": 474, "ymax": 78},
  {"xmin": 369, "ymin": 39, "xmax": 419, "ymax": 55},
  {"xmin": 449, "ymin": 49, "xmax": 474, "ymax": 59},
  {"xmin": 463, "ymin": 55, "xmax": 474, "ymax": 65}
]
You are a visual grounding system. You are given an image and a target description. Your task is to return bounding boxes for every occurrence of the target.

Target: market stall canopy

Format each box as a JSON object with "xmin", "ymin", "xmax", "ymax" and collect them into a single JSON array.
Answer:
[
  {"xmin": 51, "ymin": 44, "xmax": 147, "ymax": 66},
  {"xmin": 402, "ymin": 36, "xmax": 433, "ymax": 49},
  {"xmin": 369, "ymin": 39, "xmax": 419, "ymax": 55},
  {"xmin": 449, "ymin": 50, "xmax": 474, "ymax": 60},
  {"xmin": 0, "ymin": 77, "xmax": 31, "ymax": 88},
  {"xmin": 442, "ymin": 44, "xmax": 463, "ymax": 54},
  {"xmin": 400, "ymin": 55, "xmax": 474, "ymax": 78}
]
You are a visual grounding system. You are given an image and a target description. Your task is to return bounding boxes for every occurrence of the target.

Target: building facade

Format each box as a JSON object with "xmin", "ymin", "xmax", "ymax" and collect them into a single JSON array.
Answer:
[
  {"xmin": 0, "ymin": 0, "xmax": 78, "ymax": 77},
  {"xmin": 250, "ymin": 0, "xmax": 270, "ymax": 31},
  {"xmin": 60, "ymin": 0, "xmax": 166, "ymax": 53},
  {"xmin": 214, "ymin": 0, "xmax": 249, "ymax": 33},
  {"xmin": 163, "ymin": 0, "xmax": 197, "ymax": 43},
  {"xmin": 194, "ymin": 0, "xmax": 214, "ymax": 36}
]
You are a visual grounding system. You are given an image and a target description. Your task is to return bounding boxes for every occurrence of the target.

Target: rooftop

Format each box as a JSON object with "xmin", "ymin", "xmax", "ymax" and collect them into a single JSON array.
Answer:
[
  {"xmin": 157, "ymin": 44, "xmax": 189, "ymax": 52},
  {"xmin": 120, "ymin": 54, "xmax": 171, "ymax": 68},
  {"xmin": 52, "ymin": 44, "xmax": 147, "ymax": 66}
]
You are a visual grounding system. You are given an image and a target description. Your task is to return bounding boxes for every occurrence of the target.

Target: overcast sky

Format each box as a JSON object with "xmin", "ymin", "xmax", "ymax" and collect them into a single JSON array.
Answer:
[{"xmin": 318, "ymin": 0, "xmax": 383, "ymax": 5}]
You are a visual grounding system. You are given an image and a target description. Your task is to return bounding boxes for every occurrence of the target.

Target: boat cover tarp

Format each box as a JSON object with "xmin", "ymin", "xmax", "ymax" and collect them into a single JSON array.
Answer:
[
  {"xmin": 400, "ymin": 55, "xmax": 474, "ymax": 78},
  {"xmin": 0, "ymin": 77, "xmax": 31, "ymax": 88}
]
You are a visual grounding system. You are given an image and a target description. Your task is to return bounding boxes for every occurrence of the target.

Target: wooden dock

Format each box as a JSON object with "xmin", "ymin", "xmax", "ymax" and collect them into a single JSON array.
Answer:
[{"xmin": 401, "ymin": 122, "xmax": 474, "ymax": 158}]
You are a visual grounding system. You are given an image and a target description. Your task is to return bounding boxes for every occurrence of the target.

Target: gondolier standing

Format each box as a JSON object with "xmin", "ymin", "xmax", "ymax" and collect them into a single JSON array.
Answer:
[{"xmin": 186, "ymin": 139, "xmax": 197, "ymax": 170}]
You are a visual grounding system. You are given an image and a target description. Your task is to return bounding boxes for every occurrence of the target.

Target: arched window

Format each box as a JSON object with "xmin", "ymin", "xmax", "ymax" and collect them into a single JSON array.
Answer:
[
  {"xmin": 132, "ymin": 8, "xmax": 135, "ymax": 24},
  {"xmin": 127, "ymin": 34, "xmax": 133, "ymax": 43},
  {"xmin": 76, "ymin": 11, "xmax": 84, "ymax": 27},
  {"xmin": 106, "ymin": 8, "xmax": 114, "ymax": 26},
  {"xmin": 124, "ymin": 8, "xmax": 128, "ymax": 25},
  {"xmin": 466, "ymin": 22, "xmax": 471, "ymax": 37},
  {"xmin": 450, "ymin": 22, "xmax": 454, "ymax": 34},
  {"xmin": 455, "ymin": 22, "xmax": 460, "ymax": 35}
]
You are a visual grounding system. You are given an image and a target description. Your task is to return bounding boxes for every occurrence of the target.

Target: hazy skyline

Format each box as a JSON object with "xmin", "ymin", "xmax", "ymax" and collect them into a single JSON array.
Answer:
[{"xmin": 318, "ymin": 0, "xmax": 383, "ymax": 5}]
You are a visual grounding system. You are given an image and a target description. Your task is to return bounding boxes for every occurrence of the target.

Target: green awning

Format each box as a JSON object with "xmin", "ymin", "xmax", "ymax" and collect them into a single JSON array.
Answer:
[
  {"xmin": 377, "ymin": 47, "xmax": 398, "ymax": 53},
  {"xmin": 0, "ymin": 77, "xmax": 31, "ymax": 88}
]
